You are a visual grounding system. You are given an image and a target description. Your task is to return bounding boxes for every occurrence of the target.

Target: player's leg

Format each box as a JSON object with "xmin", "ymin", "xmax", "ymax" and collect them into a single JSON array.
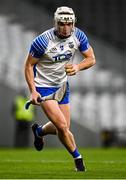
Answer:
[
  {"xmin": 32, "ymin": 84, "xmax": 71, "ymax": 138},
  {"xmin": 41, "ymin": 100, "xmax": 76, "ymax": 152},
  {"xmin": 59, "ymin": 103, "xmax": 76, "ymax": 147},
  {"xmin": 38, "ymin": 103, "xmax": 70, "ymax": 136},
  {"xmin": 32, "ymin": 99, "xmax": 85, "ymax": 171},
  {"xmin": 31, "ymin": 102, "xmax": 71, "ymax": 151},
  {"xmin": 33, "ymin": 103, "xmax": 71, "ymax": 147},
  {"xmin": 59, "ymin": 103, "xmax": 85, "ymax": 171},
  {"xmin": 59, "ymin": 103, "xmax": 70, "ymax": 128},
  {"xmin": 41, "ymin": 100, "xmax": 85, "ymax": 171},
  {"xmin": 31, "ymin": 84, "xmax": 85, "ymax": 171},
  {"xmin": 32, "ymin": 82, "xmax": 70, "ymax": 137},
  {"xmin": 32, "ymin": 86, "xmax": 63, "ymax": 137},
  {"xmin": 42, "ymin": 122, "xmax": 57, "ymax": 135},
  {"xmin": 32, "ymin": 121, "xmax": 56, "ymax": 151}
]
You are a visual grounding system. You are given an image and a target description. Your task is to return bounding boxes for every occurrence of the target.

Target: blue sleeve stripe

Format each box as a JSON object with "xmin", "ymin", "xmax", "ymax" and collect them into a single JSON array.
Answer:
[
  {"xmin": 78, "ymin": 31, "xmax": 81, "ymax": 39},
  {"xmin": 38, "ymin": 36, "xmax": 48, "ymax": 49},
  {"xmin": 81, "ymin": 36, "xmax": 87, "ymax": 43},
  {"xmin": 49, "ymin": 31, "xmax": 54, "ymax": 39},
  {"xmin": 39, "ymin": 36, "xmax": 48, "ymax": 48},
  {"xmin": 75, "ymin": 28, "xmax": 90, "ymax": 52},
  {"xmin": 75, "ymin": 28, "xmax": 85, "ymax": 41},
  {"xmin": 46, "ymin": 32, "xmax": 50, "ymax": 39},
  {"xmin": 32, "ymin": 42, "xmax": 43, "ymax": 52},
  {"xmin": 44, "ymin": 33, "xmax": 49, "ymax": 40},
  {"xmin": 47, "ymin": 32, "xmax": 52, "ymax": 40},
  {"xmin": 37, "ymin": 37, "xmax": 47, "ymax": 50},
  {"xmin": 31, "ymin": 43, "xmax": 38, "ymax": 51},
  {"xmin": 30, "ymin": 43, "xmax": 44, "ymax": 58},
  {"xmin": 33, "ymin": 40, "xmax": 44, "ymax": 52},
  {"xmin": 36, "ymin": 38, "xmax": 44, "ymax": 50},
  {"xmin": 49, "ymin": 32, "xmax": 53, "ymax": 39}
]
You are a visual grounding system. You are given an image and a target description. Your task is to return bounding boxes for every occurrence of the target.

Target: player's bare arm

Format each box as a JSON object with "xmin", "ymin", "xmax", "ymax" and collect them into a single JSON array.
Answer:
[
  {"xmin": 65, "ymin": 46, "xmax": 96, "ymax": 76},
  {"xmin": 24, "ymin": 54, "xmax": 41, "ymax": 105}
]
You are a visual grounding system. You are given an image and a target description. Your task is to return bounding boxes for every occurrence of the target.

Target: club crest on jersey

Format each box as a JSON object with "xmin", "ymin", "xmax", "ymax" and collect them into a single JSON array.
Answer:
[
  {"xmin": 68, "ymin": 42, "xmax": 74, "ymax": 48},
  {"xmin": 53, "ymin": 50, "xmax": 72, "ymax": 62},
  {"xmin": 60, "ymin": 45, "xmax": 64, "ymax": 51}
]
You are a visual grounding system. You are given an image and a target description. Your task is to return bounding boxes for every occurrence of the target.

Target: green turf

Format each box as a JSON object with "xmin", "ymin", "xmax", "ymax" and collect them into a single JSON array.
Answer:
[{"xmin": 0, "ymin": 148, "xmax": 126, "ymax": 179}]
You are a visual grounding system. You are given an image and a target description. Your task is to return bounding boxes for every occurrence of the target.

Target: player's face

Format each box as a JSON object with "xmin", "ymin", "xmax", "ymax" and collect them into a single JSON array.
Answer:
[{"xmin": 57, "ymin": 22, "xmax": 73, "ymax": 38}]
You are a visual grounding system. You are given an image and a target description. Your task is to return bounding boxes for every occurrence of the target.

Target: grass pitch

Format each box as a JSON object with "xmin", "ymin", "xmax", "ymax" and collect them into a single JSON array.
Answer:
[{"xmin": 0, "ymin": 148, "xmax": 126, "ymax": 179}]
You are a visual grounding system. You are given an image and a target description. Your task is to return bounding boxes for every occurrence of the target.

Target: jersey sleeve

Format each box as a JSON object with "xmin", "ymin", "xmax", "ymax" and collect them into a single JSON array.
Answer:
[
  {"xmin": 75, "ymin": 28, "xmax": 90, "ymax": 52},
  {"xmin": 29, "ymin": 34, "xmax": 49, "ymax": 58}
]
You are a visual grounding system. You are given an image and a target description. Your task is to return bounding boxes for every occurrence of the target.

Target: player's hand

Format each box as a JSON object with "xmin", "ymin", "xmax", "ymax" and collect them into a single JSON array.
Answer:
[
  {"xmin": 30, "ymin": 91, "xmax": 41, "ymax": 105},
  {"xmin": 65, "ymin": 64, "xmax": 79, "ymax": 76}
]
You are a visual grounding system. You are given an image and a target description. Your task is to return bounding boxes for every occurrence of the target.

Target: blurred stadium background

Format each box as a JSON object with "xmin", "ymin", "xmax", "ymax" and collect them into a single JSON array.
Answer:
[{"xmin": 0, "ymin": 0, "xmax": 126, "ymax": 148}]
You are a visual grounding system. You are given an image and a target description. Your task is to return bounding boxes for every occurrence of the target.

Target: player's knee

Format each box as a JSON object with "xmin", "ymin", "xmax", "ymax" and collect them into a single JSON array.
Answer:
[{"xmin": 57, "ymin": 122, "xmax": 68, "ymax": 135}]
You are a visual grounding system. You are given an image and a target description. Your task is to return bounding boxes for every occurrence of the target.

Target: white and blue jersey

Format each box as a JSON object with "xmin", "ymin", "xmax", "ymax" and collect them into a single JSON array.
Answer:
[{"xmin": 29, "ymin": 27, "xmax": 90, "ymax": 87}]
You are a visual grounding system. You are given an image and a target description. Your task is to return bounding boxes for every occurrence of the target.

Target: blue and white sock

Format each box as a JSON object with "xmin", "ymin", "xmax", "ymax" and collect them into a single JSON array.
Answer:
[{"xmin": 70, "ymin": 148, "xmax": 82, "ymax": 159}]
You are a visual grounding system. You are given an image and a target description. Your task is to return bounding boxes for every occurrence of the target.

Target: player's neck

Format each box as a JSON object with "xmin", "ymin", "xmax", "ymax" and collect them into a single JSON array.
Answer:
[{"xmin": 54, "ymin": 30, "xmax": 71, "ymax": 39}]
